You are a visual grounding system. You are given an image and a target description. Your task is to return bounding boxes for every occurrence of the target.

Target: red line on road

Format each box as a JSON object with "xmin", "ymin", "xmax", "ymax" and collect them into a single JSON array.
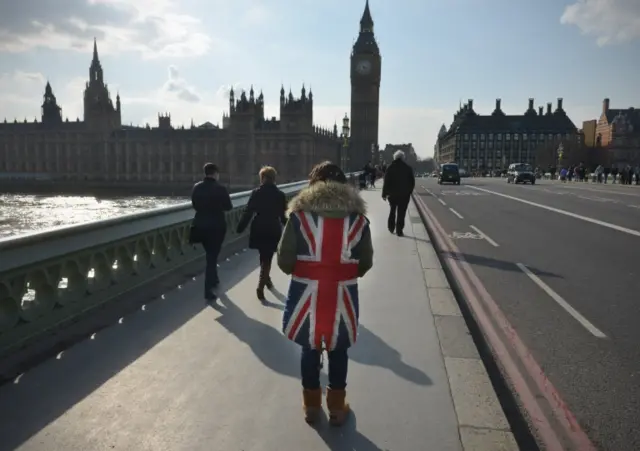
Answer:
[{"xmin": 412, "ymin": 194, "xmax": 597, "ymax": 451}]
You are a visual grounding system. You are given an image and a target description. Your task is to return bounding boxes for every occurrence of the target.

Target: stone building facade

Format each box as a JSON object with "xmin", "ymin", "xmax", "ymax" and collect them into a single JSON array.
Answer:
[
  {"xmin": 0, "ymin": 40, "xmax": 341, "ymax": 192},
  {"xmin": 594, "ymin": 98, "xmax": 640, "ymax": 168},
  {"xmin": 436, "ymin": 98, "xmax": 580, "ymax": 171}
]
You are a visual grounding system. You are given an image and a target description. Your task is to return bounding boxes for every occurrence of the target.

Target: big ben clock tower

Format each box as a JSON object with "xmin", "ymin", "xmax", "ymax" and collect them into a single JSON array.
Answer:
[{"xmin": 350, "ymin": 0, "xmax": 381, "ymax": 170}]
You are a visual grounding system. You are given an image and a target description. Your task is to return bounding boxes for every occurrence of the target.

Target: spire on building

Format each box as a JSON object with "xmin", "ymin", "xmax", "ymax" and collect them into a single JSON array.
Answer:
[
  {"xmin": 360, "ymin": 0, "xmax": 374, "ymax": 32},
  {"xmin": 92, "ymin": 37, "xmax": 100, "ymax": 64},
  {"xmin": 41, "ymin": 81, "xmax": 62, "ymax": 125}
]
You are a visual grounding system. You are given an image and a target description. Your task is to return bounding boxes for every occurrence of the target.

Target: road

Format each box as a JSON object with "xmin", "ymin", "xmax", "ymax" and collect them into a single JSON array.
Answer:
[{"xmin": 415, "ymin": 176, "xmax": 640, "ymax": 451}]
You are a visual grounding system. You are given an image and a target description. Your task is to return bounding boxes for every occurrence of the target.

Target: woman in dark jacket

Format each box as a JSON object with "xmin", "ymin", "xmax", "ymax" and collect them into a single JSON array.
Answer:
[{"xmin": 236, "ymin": 166, "xmax": 287, "ymax": 301}]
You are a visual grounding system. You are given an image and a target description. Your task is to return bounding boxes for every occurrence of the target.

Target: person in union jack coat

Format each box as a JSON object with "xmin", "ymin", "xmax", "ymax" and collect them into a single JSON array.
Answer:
[{"xmin": 277, "ymin": 161, "xmax": 374, "ymax": 426}]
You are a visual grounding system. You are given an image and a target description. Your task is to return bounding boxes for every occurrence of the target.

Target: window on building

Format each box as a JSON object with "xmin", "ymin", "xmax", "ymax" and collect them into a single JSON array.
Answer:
[
  {"xmin": 472, "ymin": 134, "xmax": 477, "ymax": 140},
  {"xmin": 497, "ymin": 134, "xmax": 502, "ymax": 140},
  {"xmin": 523, "ymin": 133, "xmax": 528, "ymax": 140},
  {"xmin": 506, "ymin": 134, "xmax": 511, "ymax": 140},
  {"xmin": 464, "ymin": 134, "xmax": 469, "ymax": 140}
]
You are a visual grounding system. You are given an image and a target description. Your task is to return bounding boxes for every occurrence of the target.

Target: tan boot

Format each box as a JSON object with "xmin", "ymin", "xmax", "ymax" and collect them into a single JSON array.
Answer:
[
  {"xmin": 326, "ymin": 388, "xmax": 350, "ymax": 426},
  {"xmin": 302, "ymin": 388, "xmax": 322, "ymax": 424}
]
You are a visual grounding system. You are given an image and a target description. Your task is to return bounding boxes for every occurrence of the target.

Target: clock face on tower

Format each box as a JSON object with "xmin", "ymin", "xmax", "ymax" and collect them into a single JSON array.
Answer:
[{"xmin": 356, "ymin": 59, "xmax": 372, "ymax": 75}]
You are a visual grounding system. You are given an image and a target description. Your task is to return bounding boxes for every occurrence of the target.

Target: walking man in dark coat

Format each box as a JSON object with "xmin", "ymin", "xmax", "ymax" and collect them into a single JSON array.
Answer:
[
  {"xmin": 236, "ymin": 166, "xmax": 287, "ymax": 301},
  {"xmin": 190, "ymin": 163, "xmax": 233, "ymax": 301},
  {"xmin": 382, "ymin": 150, "xmax": 415, "ymax": 237}
]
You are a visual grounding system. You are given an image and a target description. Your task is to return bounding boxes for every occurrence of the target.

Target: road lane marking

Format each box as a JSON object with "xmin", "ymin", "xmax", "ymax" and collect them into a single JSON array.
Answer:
[
  {"xmin": 437, "ymin": 198, "xmax": 446, "ymax": 206},
  {"xmin": 516, "ymin": 263, "xmax": 607, "ymax": 338},
  {"xmin": 469, "ymin": 186, "xmax": 640, "ymax": 237},
  {"xmin": 449, "ymin": 231, "xmax": 482, "ymax": 239},
  {"xmin": 469, "ymin": 225, "xmax": 499, "ymax": 247},
  {"xmin": 449, "ymin": 208, "xmax": 464, "ymax": 219},
  {"xmin": 557, "ymin": 184, "xmax": 640, "ymax": 197}
]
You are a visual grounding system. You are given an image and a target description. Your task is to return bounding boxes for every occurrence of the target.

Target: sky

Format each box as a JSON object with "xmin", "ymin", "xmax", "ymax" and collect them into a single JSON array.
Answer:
[{"xmin": 0, "ymin": 0, "xmax": 638, "ymax": 159}]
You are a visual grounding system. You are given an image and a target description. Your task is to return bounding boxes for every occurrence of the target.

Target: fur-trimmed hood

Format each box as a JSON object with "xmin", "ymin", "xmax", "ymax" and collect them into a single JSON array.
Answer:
[{"xmin": 288, "ymin": 181, "xmax": 367, "ymax": 216}]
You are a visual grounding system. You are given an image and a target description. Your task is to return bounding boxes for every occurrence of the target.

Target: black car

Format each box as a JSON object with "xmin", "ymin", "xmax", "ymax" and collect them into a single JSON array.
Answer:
[
  {"xmin": 438, "ymin": 164, "xmax": 461, "ymax": 185},
  {"xmin": 506, "ymin": 163, "xmax": 536, "ymax": 184}
]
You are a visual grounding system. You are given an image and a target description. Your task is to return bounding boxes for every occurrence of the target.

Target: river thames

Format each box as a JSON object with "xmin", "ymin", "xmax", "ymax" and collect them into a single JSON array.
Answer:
[{"xmin": 0, "ymin": 194, "xmax": 188, "ymax": 239}]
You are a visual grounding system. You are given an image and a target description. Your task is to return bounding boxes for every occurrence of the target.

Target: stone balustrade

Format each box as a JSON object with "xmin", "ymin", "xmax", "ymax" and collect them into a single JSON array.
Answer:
[{"xmin": 0, "ymin": 173, "xmax": 362, "ymax": 358}]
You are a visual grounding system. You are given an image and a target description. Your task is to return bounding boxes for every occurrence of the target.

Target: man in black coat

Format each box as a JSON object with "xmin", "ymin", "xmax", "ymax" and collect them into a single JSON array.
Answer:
[
  {"xmin": 382, "ymin": 150, "xmax": 415, "ymax": 237},
  {"xmin": 191, "ymin": 163, "xmax": 233, "ymax": 301}
]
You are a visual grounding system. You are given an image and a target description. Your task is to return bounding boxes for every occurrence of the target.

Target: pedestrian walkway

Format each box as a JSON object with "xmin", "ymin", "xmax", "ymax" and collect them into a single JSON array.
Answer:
[{"xmin": 0, "ymin": 188, "xmax": 518, "ymax": 451}]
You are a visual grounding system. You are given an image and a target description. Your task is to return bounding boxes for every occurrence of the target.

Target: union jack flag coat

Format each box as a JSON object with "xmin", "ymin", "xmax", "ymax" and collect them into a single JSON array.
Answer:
[{"xmin": 277, "ymin": 181, "xmax": 373, "ymax": 351}]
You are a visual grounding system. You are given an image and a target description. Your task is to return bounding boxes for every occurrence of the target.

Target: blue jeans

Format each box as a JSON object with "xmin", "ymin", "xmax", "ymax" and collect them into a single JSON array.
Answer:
[{"xmin": 301, "ymin": 347, "xmax": 348, "ymax": 390}]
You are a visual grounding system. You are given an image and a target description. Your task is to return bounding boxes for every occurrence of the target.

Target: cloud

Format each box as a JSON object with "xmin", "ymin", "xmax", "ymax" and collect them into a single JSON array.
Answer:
[
  {"xmin": 0, "ymin": 0, "xmax": 215, "ymax": 58},
  {"xmin": 243, "ymin": 4, "xmax": 273, "ymax": 25},
  {"xmin": 0, "ymin": 71, "xmax": 47, "ymax": 119},
  {"xmin": 561, "ymin": 0, "xmax": 640, "ymax": 46},
  {"xmin": 162, "ymin": 66, "xmax": 200, "ymax": 103}
]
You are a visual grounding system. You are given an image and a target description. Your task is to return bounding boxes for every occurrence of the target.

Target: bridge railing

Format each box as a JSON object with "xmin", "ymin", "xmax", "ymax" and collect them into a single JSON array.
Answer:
[{"xmin": 0, "ymin": 173, "xmax": 362, "ymax": 357}]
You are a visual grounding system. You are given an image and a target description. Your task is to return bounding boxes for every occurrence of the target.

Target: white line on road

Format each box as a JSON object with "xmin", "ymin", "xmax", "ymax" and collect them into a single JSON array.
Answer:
[
  {"xmin": 438, "ymin": 198, "xmax": 447, "ymax": 206},
  {"xmin": 469, "ymin": 225, "xmax": 499, "ymax": 247},
  {"xmin": 449, "ymin": 208, "xmax": 464, "ymax": 219},
  {"xmin": 516, "ymin": 263, "xmax": 607, "ymax": 339},
  {"xmin": 557, "ymin": 184, "xmax": 640, "ymax": 198},
  {"xmin": 469, "ymin": 186, "xmax": 640, "ymax": 237}
]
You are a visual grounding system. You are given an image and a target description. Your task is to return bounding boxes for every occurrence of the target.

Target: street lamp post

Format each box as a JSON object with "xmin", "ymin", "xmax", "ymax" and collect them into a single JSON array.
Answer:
[
  {"xmin": 341, "ymin": 113, "xmax": 350, "ymax": 173},
  {"xmin": 557, "ymin": 143, "xmax": 564, "ymax": 168}
]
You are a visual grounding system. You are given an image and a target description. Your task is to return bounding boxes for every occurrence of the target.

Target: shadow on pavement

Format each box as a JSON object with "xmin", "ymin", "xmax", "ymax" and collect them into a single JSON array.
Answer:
[
  {"xmin": 260, "ymin": 286, "xmax": 287, "ymax": 310},
  {"xmin": 215, "ymin": 295, "xmax": 431, "ymax": 386},
  {"xmin": 441, "ymin": 251, "xmax": 563, "ymax": 278},
  {"xmin": 314, "ymin": 410, "xmax": 386, "ymax": 451},
  {"xmin": 0, "ymin": 256, "xmax": 258, "ymax": 451},
  {"xmin": 214, "ymin": 293, "xmax": 300, "ymax": 379},
  {"xmin": 350, "ymin": 326, "xmax": 432, "ymax": 386}
]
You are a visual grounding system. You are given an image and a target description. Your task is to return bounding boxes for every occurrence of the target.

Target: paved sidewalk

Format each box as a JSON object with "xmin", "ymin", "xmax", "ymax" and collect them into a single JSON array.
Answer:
[{"xmin": 0, "ymin": 188, "xmax": 518, "ymax": 451}]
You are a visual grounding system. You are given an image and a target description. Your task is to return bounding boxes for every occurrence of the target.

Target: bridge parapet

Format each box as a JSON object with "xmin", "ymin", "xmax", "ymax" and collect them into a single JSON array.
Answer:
[{"xmin": 0, "ymin": 173, "xmax": 361, "ymax": 358}]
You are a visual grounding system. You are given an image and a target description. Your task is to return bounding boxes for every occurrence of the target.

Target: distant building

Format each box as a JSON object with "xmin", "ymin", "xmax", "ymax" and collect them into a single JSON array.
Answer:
[
  {"xmin": 436, "ymin": 98, "xmax": 580, "ymax": 171},
  {"xmin": 595, "ymin": 98, "xmax": 640, "ymax": 168},
  {"xmin": 0, "ymin": 40, "xmax": 341, "ymax": 192},
  {"xmin": 582, "ymin": 119, "xmax": 597, "ymax": 148},
  {"xmin": 381, "ymin": 143, "xmax": 417, "ymax": 166},
  {"xmin": 433, "ymin": 124, "xmax": 447, "ymax": 164}
]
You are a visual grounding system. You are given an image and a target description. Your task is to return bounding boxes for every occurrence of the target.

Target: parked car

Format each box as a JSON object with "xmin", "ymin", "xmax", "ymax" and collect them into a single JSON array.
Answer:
[
  {"xmin": 438, "ymin": 163, "xmax": 461, "ymax": 185},
  {"xmin": 506, "ymin": 163, "xmax": 536, "ymax": 184}
]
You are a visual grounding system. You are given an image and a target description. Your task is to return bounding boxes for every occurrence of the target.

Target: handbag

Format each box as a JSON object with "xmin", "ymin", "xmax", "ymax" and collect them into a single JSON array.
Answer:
[{"xmin": 189, "ymin": 225, "xmax": 204, "ymax": 244}]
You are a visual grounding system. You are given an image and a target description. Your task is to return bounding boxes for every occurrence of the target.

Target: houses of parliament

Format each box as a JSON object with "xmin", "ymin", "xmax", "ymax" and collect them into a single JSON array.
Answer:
[{"xmin": 0, "ymin": 1, "xmax": 382, "ymax": 192}]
